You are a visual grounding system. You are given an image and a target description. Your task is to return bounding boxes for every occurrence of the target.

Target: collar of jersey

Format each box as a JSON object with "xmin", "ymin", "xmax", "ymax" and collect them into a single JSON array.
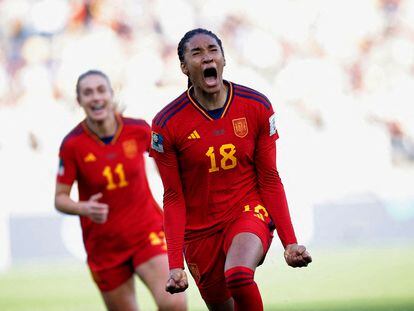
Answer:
[
  {"xmin": 82, "ymin": 113, "xmax": 123, "ymax": 146},
  {"xmin": 186, "ymin": 80, "xmax": 233, "ymax": 121}
]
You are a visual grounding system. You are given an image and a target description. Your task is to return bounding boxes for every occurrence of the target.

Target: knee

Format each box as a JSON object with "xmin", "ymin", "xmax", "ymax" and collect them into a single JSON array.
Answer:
[
  {"xmin": 225, "ymin": 266, "xmax": 255, "ymax": 291},
  {"xmin": 157, "ymin": 293, "xmax": 187, "ymax": 311}
]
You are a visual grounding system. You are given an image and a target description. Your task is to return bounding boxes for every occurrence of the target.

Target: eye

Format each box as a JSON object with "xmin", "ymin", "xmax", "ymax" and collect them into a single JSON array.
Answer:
[{"xmin": 83, "ymin": 89, "xmax": 92, "ymax": 96}]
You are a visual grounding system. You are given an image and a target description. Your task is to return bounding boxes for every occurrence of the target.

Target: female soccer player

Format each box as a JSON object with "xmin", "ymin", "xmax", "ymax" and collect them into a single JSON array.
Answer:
[
  {"xmin": 55, "ymin": 70, "xmax": 186, "ymax": 311},
  {"xmin": 150, "ymin": 29, "xmax": 312, "ymax": 311}
]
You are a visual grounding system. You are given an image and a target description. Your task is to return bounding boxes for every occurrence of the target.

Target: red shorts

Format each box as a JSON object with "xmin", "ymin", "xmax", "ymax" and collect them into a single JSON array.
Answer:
[
  {"xmin": 184, "ymin": 202, "xmax": 274, "ymax": 304},
  {"xmin": 89, "ymin": 228, "xmax": 167, "ymax": 292}
]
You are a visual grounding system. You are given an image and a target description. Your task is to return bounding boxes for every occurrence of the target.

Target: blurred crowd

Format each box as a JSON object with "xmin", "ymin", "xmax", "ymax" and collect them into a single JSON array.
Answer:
[{"xmin": 1, "ymin": 0, "xmax": 413, "ymax": 217}]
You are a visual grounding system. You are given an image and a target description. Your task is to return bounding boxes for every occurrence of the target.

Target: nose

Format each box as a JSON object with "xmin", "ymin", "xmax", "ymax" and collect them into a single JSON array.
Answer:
[
  {"xmin": 91, "ymin": 91, "xmax": 102, "ymax": 101},
  {"xmin": 202, "ymin": 52, "xmax": 213, "ymax": 63}
]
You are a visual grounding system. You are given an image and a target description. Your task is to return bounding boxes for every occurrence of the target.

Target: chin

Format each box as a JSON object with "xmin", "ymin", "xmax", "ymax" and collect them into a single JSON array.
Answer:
[
  {"xmin": 89, "ymin": 112, "xmax": 108, "ymax": 123},
  {"xmin": 201, "ymin": 82, "xmax": 220, "ymax": 92}
]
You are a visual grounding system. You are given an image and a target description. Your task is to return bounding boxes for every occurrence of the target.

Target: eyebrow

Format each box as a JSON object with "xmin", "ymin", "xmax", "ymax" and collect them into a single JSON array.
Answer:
[
  {"xmin": 82, "ymin": 84, "xmax": 106, "ymax": 91},
  {"xmin": 190, "ymin": 44, "xmax": 218, "ymax": 53}
]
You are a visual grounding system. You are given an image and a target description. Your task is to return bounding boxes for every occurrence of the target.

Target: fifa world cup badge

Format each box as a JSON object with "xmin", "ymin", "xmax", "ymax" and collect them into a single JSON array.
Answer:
[
  {"xmin": 151, "ymin": 131, "xmax": 164, "ymax": 153},
  {"xmin": 269, "ymin": 113, "xmax": 277, "ymax": 136}
]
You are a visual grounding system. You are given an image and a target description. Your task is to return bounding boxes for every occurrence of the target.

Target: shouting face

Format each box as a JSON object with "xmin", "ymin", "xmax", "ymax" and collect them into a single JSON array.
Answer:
[{"xmin": 181, "ymin": 33, "xmax": 225, "ymax": 94}]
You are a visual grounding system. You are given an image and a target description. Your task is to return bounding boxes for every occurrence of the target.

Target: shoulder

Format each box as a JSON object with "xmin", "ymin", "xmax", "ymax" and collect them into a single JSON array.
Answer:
[
  {"xmin": 60, "ymin": 122, "xmax": 84, "ymax": 150},
  {"xmin": 121, "ymin": 115, "xmax": 150, "ymax": 130},
  {"xmin": 232, "ymin": 82, "xmax": 272, "ymax": 111},
  {"xmin": 152, "ymin": 91, "xmax": 191, "ymax": 128}
]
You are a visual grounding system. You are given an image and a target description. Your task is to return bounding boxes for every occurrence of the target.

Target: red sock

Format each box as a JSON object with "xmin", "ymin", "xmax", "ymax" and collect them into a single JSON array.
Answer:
[{"xmin": 225, "ymin": 266, "xmax": 263, "ymax": 311}]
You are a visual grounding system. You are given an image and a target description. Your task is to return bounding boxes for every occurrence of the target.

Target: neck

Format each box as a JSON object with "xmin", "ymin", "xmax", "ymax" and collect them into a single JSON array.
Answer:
[
  {"xmin": 86, "ymin": 113, "xmax": 117, "ymax": 138},
  {"xmin": 193, "ymin": 82, "xmax": 228, "ymax": 111}
]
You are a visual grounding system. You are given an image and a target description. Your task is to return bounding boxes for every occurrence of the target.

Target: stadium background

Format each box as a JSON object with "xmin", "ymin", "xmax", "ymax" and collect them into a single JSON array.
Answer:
[{"xmin": 0, "ymin": 0, "xmax": 413, "ymax": 310}]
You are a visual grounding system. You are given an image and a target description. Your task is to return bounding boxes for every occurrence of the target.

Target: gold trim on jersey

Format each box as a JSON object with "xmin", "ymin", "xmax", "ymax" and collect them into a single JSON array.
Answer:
[
  {"xmin": 187, "ymin": 81, "xmax": 234, "ymax": 121},
  {"xmin": 82, "ymin": 113, "xmax": 124, "ymax": 146}
]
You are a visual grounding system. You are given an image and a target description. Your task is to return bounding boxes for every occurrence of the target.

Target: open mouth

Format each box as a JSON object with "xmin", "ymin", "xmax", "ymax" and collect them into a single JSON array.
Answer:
[
  {"xmin": 203, "ymin": 67, "xmax": 217, "ymax": 79},
  {"xmin": 203, "ymin": 67, "xmax": 218, "ymax": 86},
  {"xmin": 91, "ymin": 104, "xmax": 105, "ymax": 112}
]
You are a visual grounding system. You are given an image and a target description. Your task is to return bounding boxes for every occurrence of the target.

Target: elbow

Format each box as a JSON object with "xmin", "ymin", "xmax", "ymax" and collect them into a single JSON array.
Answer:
[
  {"xmin": 54, "ymin": 194, "xmax": 64, "ymax": 213},
  {"xmin": 163, "ymin": 187, "xmax": 184, "ymax": 207}
]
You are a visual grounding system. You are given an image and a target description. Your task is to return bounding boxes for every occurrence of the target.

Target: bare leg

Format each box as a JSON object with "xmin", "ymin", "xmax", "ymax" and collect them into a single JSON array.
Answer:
[
  {"xmin": 136, "ymin": 254, "xmax": 187, "ymax": 311},
  {"xmin": 225, "ymin": 232, "xmax": 263, "ymax": 271},
  {"xmin": 100, "ymin": 276, "xmax": 138, "ymax": 311}
]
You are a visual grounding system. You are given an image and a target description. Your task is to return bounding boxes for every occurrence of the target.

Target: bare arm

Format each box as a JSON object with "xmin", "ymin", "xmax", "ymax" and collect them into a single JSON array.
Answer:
[{"xmin": 54, "ymin": 182, "xmax": 109, "ymax": 223}]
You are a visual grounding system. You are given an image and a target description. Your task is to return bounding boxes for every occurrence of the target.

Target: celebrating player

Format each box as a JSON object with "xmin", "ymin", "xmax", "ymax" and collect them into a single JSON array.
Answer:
[
  {"xmin": 55, "ymin": 70, "xmax": 186, "ymax": 311},
  {"xmin": 150, "ymin": 28, "xmax": 312, "ymax": 310}
]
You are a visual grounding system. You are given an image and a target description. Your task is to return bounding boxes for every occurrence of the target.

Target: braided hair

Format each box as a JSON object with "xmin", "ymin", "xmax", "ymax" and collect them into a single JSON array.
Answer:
[{"xmin": 177, "ymin": 28, "xmax": 224, "ymax": 88}]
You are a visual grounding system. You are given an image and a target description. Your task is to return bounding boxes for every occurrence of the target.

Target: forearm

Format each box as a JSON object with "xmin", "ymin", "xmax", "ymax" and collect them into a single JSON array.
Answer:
[
  {"xmin": 155, "ymin": 159, "xmax": 187, "ymax": 269},
  {"xmin": 164, "ymin": 195, "xmax": 186, "ymax": 269},
  {"xmin": 259, "ymin": 169, "xmax": 297, "ymax": 248},
  {"xmin": 54, "ymin": 193, "xmax": 84, "ymax": 216},
  {"xmin": 257, "ymin": 142, "xmax": 297, "ymax": 248}
]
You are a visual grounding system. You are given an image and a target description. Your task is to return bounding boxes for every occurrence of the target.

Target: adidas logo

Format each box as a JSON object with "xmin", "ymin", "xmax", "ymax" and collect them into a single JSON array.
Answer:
[
  {"xmin": 84, "ymin": 152, "xmax": 97, "ymax": 162},
  {"xmin": 187, "ymin": 130, "xmax": 201, "ymax": 140}
]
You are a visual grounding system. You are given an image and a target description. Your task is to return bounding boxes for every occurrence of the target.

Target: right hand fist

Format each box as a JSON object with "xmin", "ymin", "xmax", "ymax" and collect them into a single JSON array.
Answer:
[
  {"xmin": 166, "ymin": 268, "xmax": 188, "ymax": 294},
  {"xmin": 80, "ymin": 193, "xmax": 109, "ymax": 224}
]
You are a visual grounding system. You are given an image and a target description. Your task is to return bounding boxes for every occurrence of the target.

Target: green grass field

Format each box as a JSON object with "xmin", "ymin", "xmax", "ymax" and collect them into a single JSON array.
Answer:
[{"xmin": 1, "ymin": 247, "xmax": 413, "ymax": 311}]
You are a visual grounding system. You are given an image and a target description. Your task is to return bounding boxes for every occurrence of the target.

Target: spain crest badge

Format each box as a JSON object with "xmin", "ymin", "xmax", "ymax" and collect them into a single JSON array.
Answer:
[
  {"xmin": 232, "ymin": 117, "xmax": 248, "ymax": 138},
  {"xmin": 122, "ymin": 139, "xmax": 138, "ymax": 159}
]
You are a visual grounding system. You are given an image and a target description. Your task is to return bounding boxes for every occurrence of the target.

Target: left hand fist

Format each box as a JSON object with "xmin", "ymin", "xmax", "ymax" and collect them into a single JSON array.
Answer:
[{"xmin": 284, "ymin": 243, "xmax": 312, "ymax": 268}]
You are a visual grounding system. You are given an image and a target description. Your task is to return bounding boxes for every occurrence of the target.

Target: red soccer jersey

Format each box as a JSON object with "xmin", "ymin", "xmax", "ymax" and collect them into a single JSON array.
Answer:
[
  {"xmin": 57, "ymin": 114, "xmax": 163, "ymax": 270},
  {"xmin": 150, "ymin": 81, "xmax": 297, "ymax": 269}
]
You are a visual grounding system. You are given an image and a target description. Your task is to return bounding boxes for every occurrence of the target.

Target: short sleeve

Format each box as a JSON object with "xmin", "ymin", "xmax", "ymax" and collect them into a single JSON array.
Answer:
[{"xmin": 56, "ymin": 140, "xmax": 77, "ymax": 185}]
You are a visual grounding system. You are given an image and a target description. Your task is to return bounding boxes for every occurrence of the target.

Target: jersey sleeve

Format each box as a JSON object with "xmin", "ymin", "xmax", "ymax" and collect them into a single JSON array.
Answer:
[
  {"xmin": 255, "ymin": 104, "xmax": 297, "ymax": 248},
  {"xmin": 149, "ymin": 123, "xmax": 186, "ymax": 269},
  {"xmin": 141, "ymin": 120, "xmax": 152, "ymax": 152},
  {"xmin": 56, "ymin": 139, "xmax": 77, "ymax": 186}
]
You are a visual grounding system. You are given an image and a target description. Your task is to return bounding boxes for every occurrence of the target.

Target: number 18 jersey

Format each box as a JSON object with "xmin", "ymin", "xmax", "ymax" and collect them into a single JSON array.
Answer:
[{"xmin": 150, "ymin": 81, "xmax": 297, "ymax": 269}]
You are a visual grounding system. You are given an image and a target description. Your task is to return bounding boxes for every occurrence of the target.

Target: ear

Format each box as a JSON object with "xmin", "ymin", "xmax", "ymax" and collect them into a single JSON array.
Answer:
[{"xmin": 180, "ymin": 62, "xmax": 189, "ymax": 76}]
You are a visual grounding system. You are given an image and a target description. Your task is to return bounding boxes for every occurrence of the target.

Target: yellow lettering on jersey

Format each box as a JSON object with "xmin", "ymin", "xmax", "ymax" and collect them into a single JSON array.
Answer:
[
  {"xmin": 206, "ymin": 143, "xmax": 237, "ymax": 173},
  {"xmin": 206, "ymin": 146, "xmax": 220, "ymax": 172},
  {"xmin": 220, "ymin": 144, "xmax": 237, "ymax": 170},
  {"xmin": 102, "ymin": 163, "xmax": 128, "ymax": 190},
  {"xmin": 242, "ymin": 204, "xmax": 269, "ymax": 222},
  {"xmin": 149, "ymin": 231, "xmax": 167, "ymax": 250},
  {"xmin": 102, "ymin": 166, "xmax": 117, "ymax": 190}
]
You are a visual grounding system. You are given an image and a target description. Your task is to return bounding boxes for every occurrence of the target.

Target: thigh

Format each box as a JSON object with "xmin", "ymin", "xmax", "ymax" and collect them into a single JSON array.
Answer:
[
  {"xmin": 132, "ymin": 226, "xmax": 168, "ymax": 268},
  {"xmin": 224, "ymin": 204, "xmax": 274, "ymax": 270},
  {"xmin": 100, "ymin": 276, "xmax": 138, "ymax": 311},
  {"xmin": 90, "ymin": 261, "xmax": 134, "ymax": 293},
  {"xmin": 184, "ymin": 233, "xmax": 231, "ymax": 305},
  {"xmin": 135, "ymin": 254, "xmax": 186, "ymax": 310}
]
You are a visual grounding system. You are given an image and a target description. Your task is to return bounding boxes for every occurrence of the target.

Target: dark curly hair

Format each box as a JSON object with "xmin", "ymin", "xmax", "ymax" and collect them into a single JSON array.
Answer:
[{"xmin": 177, "ymin": 28, "xmax": 224, "ymax": 63}]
